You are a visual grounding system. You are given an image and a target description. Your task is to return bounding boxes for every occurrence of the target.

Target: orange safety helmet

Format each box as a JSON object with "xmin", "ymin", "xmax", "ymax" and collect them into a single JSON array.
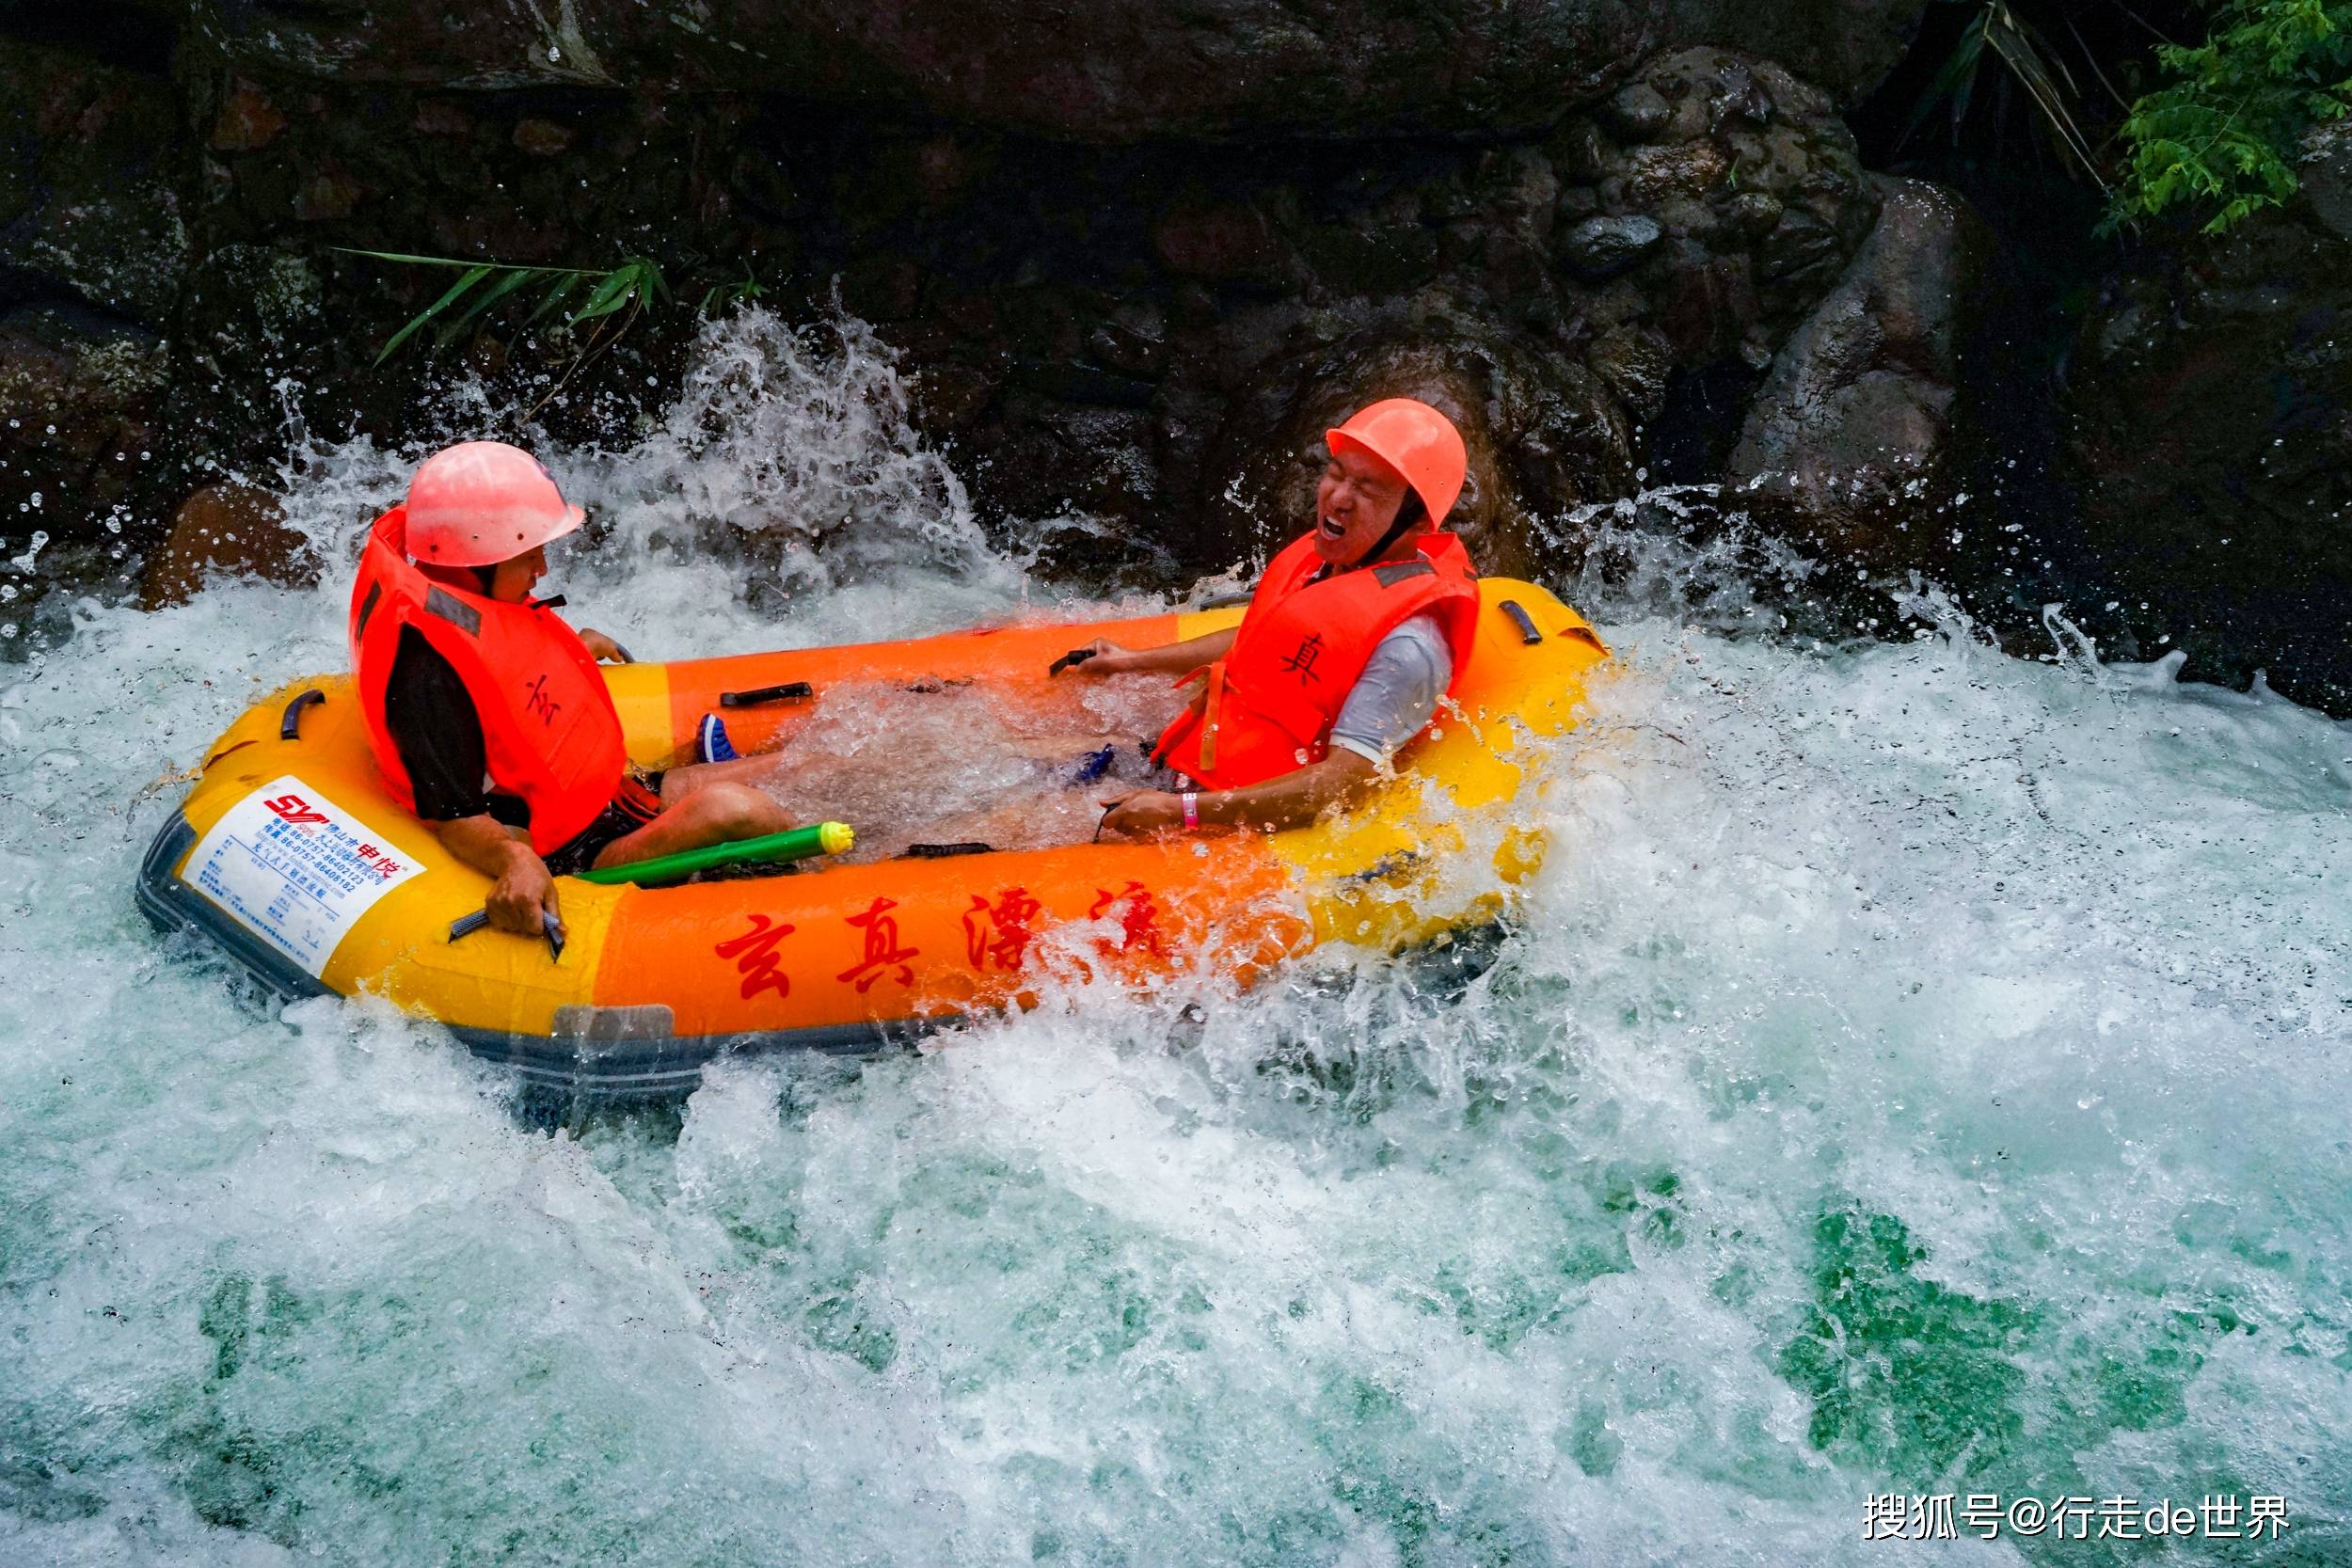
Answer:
[
  {"xmin": 1326, "ymin": 398, "xmax": 1468, "ymax": 527},
  {"xmin": 403, "ymin": 440, "xmax": 586, "ymax": 568}
]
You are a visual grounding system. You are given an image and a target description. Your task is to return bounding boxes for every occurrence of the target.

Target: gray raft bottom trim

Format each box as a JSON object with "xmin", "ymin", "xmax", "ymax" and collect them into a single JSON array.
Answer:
[
  {"xmin": 139, "ymin": 806, "xmax": 946, "ymax": 1098},
  {"xmin": 447, "ymin": 1014, "xmax": 946, "ymax": 1098}
]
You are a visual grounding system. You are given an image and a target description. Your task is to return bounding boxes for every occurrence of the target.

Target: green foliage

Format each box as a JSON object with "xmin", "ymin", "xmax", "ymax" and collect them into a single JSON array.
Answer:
[
  {"xmin": 698, "ymin": 265, "xmax": 767, "ymax": 316},
  {"xmin": 336, "ymin": 251, "xmax": 692, "ymax": 365},
  {"xmin": 2114, "ymin": 0, "xmax": 2352, "ymax": 230}
]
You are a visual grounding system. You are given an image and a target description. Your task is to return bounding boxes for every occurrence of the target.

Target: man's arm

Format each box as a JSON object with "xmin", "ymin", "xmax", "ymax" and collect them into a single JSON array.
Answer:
[
  {"xmin": 1062, "ymin": 626, "xmax": 1238, "ymax": 678},
  {"xmin": 1098, "ymin": 615, "xmax": 1449, "ymax": 840},
  {"xmin": 434, "ymin": 816, "xmax": 562, "ymax": 935},
  {"xmin": 1099, "ymin": 749, "xmax": 1378, "ymax": 839},
  {"xmin": 382, "ymin": 630, "xmax": 562, "ymax": 935}
]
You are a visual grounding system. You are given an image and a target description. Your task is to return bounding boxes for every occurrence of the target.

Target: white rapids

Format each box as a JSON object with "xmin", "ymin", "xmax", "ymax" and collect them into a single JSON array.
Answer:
[{"xmin": 0, "ymin": 309, "xmax": 2345, "ymax": 1566}]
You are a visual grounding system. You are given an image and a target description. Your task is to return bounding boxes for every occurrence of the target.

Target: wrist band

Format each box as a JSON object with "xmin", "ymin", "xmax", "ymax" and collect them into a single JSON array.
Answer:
[{"xmin": 1181, "ymin": 791, "xmax": 1200, "ymax": 832}]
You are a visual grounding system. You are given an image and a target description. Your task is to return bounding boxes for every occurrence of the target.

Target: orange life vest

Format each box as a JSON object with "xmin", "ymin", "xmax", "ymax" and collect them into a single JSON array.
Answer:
[
  {"xmin": 348, "ymin": 507, "xmax": 628, "ymax": 855},
  {"xmin": 1155, "ymin": 531, "xmax": 1479, "ymax": 790}
]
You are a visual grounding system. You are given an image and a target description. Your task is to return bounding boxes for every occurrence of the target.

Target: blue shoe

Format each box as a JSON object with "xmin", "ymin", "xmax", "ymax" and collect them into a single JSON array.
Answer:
[
  {"xmin": 1067, "ymin": 744, "xmax": 1117, "ymax": 785},
  {"xmin": 696, "ymin": 713, "xmax": 739, "ymax": 764}
]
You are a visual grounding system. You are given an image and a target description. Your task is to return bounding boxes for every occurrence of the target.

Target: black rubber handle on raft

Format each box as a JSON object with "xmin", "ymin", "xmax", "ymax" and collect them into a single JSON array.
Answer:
[
  {"xmin": 1047, "ymin": 648, "xmax": 1097, "ymax": 676},
  {"xmin": 905, "ymin": 841, "xmax": 993, "ymax": 859},
  {"xmin": 278, "ymin": 689, "xmax": 326, "ymax": 740},
  {"xmin": 1498, "ymin": 599, "xmax": 1544, "ymax": 645},
  {"xmin": 448, "ymin": 907, "xmax": 565, "ymax": 961},
  {"xmin": 719, "ymin": 680, "xmax": 814, "ymax": 708}
]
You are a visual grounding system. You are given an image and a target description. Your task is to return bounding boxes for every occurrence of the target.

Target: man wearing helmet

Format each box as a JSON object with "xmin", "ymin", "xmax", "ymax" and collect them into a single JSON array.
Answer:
[
  {"xmin": 1072, "ymin": 398, "xmax": 1480, "ymax": 838},
  {"xmin": 348, "ymin": 441, "xmax": 795, "ymax": 938}
]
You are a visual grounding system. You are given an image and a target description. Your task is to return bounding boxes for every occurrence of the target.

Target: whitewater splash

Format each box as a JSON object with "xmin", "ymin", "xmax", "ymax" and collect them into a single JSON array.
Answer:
[{"xmin": 1, "ymin": 311, "xmax": 2347, "ymax": 1566}]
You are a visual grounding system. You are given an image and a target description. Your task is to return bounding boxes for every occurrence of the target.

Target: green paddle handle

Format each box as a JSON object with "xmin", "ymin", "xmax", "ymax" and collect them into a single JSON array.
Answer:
[{"xmin": 573, "ymin": 821, "xmax": 853, "ymax": 887}]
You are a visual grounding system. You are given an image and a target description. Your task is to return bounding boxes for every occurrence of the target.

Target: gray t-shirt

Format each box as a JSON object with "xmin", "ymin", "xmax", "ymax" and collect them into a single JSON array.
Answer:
[{"xmin": 1327, "ymin": 612, "xmax": 1452, "ymax": 765}]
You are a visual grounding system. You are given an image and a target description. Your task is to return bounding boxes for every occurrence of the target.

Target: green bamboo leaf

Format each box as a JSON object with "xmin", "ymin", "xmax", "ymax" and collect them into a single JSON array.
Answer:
[
  {"xmin": 629, "ymin": 256, "xmax": 671, "ymax": 305},
  {"xmin": 374, "ymin": 263, "xmax": 493, "ymax": 365},
  {"xmin": 567, "ymin": 264, "xmax": 643, "ymax": 325},
  {"xmin": 523, "ymin": 272, "xmax": 584, "ymax": 329},
  {"xmin": 450, "ymin": 265, "xmax": 541, "ymax": 329},
  {"xmin": 337, "ymin": 248, "xmax": 501, "ymax": 269}
]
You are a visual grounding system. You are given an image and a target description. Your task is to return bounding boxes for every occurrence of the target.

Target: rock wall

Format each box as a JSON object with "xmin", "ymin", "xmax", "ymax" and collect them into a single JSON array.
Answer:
[
  {"xmin": 206, "ymin": 0, "xmax": 1927, "ymax": 135},
  {"xmin": 0, "ymin": 24, "xmax": 180, "ymax": 583},
  {"xmin": 16, "ymin": 2, "xmax": 2342, "ymax": 717},
  {"xmin": 7, "ymin": 4, "xmax": 1921, "ymax": 601}
]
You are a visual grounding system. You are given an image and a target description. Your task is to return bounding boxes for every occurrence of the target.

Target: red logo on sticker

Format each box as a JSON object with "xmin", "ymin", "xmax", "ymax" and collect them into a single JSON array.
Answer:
[{"xmin": 262, "ymin": 793, "xmax": 327, "ymax": 826}]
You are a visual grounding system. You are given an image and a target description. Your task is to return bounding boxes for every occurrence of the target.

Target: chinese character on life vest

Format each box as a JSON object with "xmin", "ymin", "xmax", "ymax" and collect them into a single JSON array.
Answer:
[
  {"xmin": 837, "ymin": 895, "xmax": 919, "ymax": 992},
  {"xmin": 714, "ymin": 912, "xmax": 796, "ymax": 1001},
  {"xmin": 522, "ymin": 673, "xmax": 562, "ymax": 726},
  {"xmin": 1278, "ymin": 632, "xmax": 1324, "ymax": 684},
  {"xmin": 1087, "ymin": 880, "xmax": 1168, "ymax": 960},
  {"xmin": 963, "ymin": 886, "xmax": 1042, "ymax": 971}
]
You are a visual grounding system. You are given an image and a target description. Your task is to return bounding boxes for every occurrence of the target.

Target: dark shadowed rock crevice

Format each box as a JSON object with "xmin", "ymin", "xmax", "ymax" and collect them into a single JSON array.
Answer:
[{"xmin": 2064, "ymin": 119, "xmax": 2352, "ymax": 712}]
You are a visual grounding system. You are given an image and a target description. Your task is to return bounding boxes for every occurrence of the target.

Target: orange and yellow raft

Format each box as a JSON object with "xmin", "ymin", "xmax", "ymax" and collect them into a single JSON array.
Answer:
[{"xmin": 138, "ymin": 580, "xmax": 1607, "ymax": 1095}]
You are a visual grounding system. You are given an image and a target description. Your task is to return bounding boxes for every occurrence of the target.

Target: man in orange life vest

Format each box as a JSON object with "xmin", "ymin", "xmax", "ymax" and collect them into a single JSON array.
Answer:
[
  {"xmin": 1072, "ymin": 398, "xmax": 1480, "ymax": 838},
  {"xmin": 349, "ymin": 441, "xmax": 795, "ymax": 938}
]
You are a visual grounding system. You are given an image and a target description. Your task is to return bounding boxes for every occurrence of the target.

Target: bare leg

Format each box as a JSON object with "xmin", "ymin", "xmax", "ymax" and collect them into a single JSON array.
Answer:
[
  {"xmin": 658, "ymin": 753, "xmax": 792, "ymax": 806},
  {"xmin": 591, "ymin": 782, "xmax": 794, "ymax": 870}
]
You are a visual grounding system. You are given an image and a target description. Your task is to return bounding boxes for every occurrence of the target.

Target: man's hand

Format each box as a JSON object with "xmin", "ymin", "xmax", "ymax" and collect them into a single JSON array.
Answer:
[
  {"xmin": 578, "ymin": 627, "xmax": 631, "ymax": 663},
  {"xmin": 432, "ymin": 815, "xmax": 565, "ymax": 937},
  {"xmin": 1059, "ymin": 639, "xmax": 1136, "ymax": 675},
  {"xmin": 485, "ymin": 843, "xmax": 561, "ymax": 935},
  {"xmin": 1055, "ymin": 625, "xmax": 1239, "ymax": 679},
  {"xmin": 1104, "ymin": 751, "xmax": 1381, "ymax": 839},
  {"xmin": 1099, "ymin": 789, "xmax": 1184, "ymax": 839}
]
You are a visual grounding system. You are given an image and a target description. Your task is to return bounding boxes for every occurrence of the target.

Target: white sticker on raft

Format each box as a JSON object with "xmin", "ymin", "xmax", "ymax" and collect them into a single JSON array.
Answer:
[{"xmin": 185, "ymin": 775, "xmax": 427, "ymax": 977}]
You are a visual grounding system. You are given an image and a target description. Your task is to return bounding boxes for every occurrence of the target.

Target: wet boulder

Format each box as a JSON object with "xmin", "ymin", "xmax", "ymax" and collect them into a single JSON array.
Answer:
[
  {"xmin": 142, "ymin": 483, "xmax": 320, "ymax": 608},
  {"xmin": 1725, "ymin": 177, "xmax": 1986, "ymax": 570},
  {"xmin": 1563, "ymin": 214, "xmax": 1664, "ymax": 280}
]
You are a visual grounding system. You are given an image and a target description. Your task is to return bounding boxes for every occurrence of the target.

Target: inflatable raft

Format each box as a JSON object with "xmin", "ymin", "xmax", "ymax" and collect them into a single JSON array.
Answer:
[{"xmin": 138, "ymin": 581, "xmax": 1607, "ymax": 1096}]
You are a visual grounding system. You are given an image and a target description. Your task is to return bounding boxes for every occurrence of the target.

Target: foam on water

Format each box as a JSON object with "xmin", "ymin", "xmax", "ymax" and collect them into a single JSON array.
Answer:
[{"xmin": 2, "ymin": 312, "xmax": 2348, "ymax": 1567}]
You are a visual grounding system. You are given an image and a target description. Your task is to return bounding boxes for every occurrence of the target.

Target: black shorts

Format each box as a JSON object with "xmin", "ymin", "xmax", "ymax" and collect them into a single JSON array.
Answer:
[
  {"xmin": 1135, "ymin": 738, "xmax": 1196, "ymax": 791},
  {"xmin": 545, "ymin": 771, "xmax": 664, "ymax": 878}
]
